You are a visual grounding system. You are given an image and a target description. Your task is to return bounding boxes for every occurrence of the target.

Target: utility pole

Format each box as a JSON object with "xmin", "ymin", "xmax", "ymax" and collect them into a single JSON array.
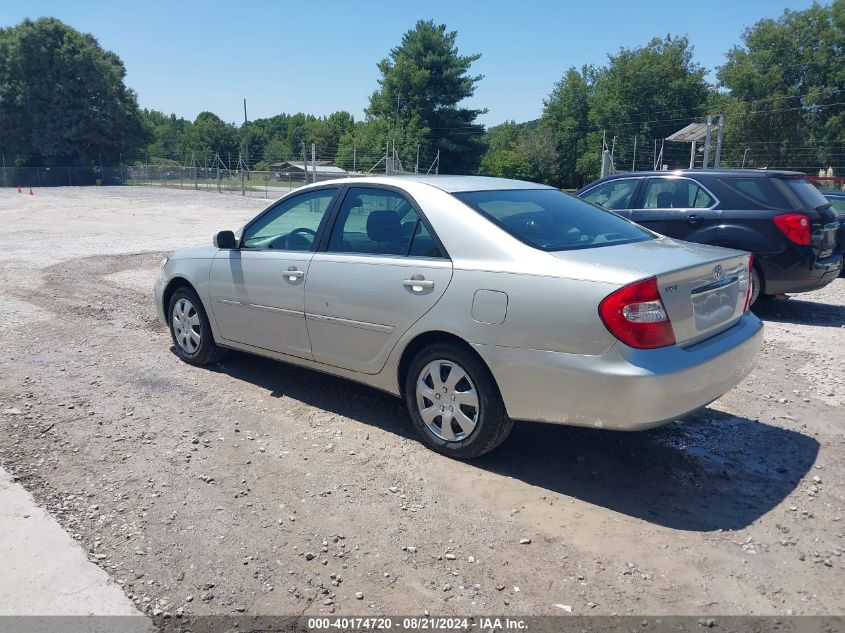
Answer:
[
  {"xmin": 353, "ymin": 146, "xmax": 356, "ymax": 174},
  {"xmin": 435, "ymin": 149, "xmax": 439, "ymax": 175},
  {"xmin": 302, "ymin": 142, "xmax": 307, "ymax": 185},
  {"xmin": 385, "ymin": 140, "xmax": 390, "ymax": 175},
  {"xmin": 239, "ymin": 152, "xmax": 245, "ymax": 196},
  {"xmin": 311, "ymin": 143, "xmax": 316, "ymax": 183},
  {"xmin": 243, "ymin": 99, "xmax": 250, "ymax": 180},
  {"xmin": 631, "ymin": 135, "xmax": 637, "ymax": 172},
  {"xmin": 415, "ymin": 145, "xmax": 420, "ymax": 174},
  {"xmin": 714, "ymin": 114, "xmax": 725, "ymax": 168},
  {"xmin": 703, "ymin": 115, "xmax": 713, "ymax": 169}
]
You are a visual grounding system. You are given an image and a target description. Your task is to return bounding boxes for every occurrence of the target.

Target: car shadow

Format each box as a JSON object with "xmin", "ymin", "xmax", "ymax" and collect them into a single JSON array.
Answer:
[
  {"xmin": 753, "ymin": 296, "xmax": 845, "ymax": 327},
  {"xmin": 193, "ymin": 349, "xmax": 819, "ymax": 532}
]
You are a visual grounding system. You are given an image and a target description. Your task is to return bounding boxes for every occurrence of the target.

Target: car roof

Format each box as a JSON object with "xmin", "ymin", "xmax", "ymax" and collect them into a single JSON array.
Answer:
[{"xmin": 306, "ymin": 174, "xmax": 555, "ymax": 193}]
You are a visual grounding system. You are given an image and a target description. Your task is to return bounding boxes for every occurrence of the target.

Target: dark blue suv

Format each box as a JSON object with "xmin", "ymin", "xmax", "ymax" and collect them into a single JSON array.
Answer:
[{"xmin": 577, "ymin": 170, "xmax": 842, "ymax": 305}]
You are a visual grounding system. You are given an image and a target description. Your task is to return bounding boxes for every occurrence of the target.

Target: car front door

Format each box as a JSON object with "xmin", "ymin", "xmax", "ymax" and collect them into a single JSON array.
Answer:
[
  {"xmin": 629, "ymin": 177, "xmax": 720, "ymax": 239},
  {"xmin": 208, "ymin": 187, "xmax": 339, "ymax": 358},
  {"xmin": 304, "ymin": 186, "xmax": 453, "ymax": 374},
  {"xmin": 578, "ymin": 177, "xmax": 641, "ymax": 219}
]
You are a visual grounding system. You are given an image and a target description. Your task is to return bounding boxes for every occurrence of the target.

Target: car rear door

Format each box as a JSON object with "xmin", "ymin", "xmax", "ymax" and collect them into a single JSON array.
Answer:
[
  {"xmin": 304, "ymin": 185, "xmax": 453, "ymax": 374},
  {"xmin": 629, "ymin": 176, "xmax": 721, "ymax": 239}
]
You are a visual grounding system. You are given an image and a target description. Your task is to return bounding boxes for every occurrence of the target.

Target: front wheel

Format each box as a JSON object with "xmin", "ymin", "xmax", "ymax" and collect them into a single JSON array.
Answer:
[
  {"xmin": 168, "ymin": 287, "xmax": 226, "ymax": 365},
  {"xmin": 404, "ymin": 343, "xmax": 513, "ymax": 459}
]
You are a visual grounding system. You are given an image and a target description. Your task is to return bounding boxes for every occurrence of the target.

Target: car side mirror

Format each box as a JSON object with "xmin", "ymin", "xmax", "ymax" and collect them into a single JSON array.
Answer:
[{"xmin": 213, "ymin": 230, "xmax": 237, "ymax": 249}]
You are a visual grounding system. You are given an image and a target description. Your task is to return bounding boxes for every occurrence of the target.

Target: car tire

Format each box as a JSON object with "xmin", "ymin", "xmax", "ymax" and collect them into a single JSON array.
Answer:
[
  {"xmin": 168, "ymin": 287, "xmax": 226, "ymax": 366},
  {"xmin": 749, "ymin": 265, "xmax": 762, "ymax": 307},
  {"xmin": 404, "ymin": 342, "xmax": 513, "ymax": 460}
]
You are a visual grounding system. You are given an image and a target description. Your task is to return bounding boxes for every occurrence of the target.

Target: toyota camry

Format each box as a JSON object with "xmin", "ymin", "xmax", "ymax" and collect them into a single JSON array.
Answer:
[{"xmin": 154, "ymin": 176, "xmax": 763, "ymax": 459}]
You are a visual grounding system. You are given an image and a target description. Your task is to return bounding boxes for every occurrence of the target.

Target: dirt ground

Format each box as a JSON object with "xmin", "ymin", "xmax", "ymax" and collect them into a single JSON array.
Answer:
[{"xmin": 0, "ymin": 186, "xmax": 843, "ymax": 620}]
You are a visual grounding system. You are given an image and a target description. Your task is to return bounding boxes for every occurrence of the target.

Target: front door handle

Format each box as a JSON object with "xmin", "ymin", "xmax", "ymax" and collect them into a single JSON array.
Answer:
[
  {"xmin": 686, "ymin": 214, "xmax": 699, "ymax": 224},
  {"xmin": 403, "ymin": 275, "xmax": 434, "ymax": 292},
  {"xmin": 285, "ymin": 266, "xmax": 305, "ymax": 280}
]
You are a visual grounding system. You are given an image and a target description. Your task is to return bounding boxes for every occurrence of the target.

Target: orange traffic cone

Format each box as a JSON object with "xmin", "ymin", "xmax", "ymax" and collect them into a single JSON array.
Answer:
[
  {"xmin": 17, "ymin": 184, "xmax": 21, "ymax": 193},
  {"xmin": 29, "ymin": 187, "xmax": 33, "ymax": 196}
]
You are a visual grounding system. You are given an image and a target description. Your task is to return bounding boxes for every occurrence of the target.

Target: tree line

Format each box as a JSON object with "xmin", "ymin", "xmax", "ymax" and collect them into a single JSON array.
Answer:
[{"xmin": 2, "ymin": 3, "xmax": 844, "ymax": 186}]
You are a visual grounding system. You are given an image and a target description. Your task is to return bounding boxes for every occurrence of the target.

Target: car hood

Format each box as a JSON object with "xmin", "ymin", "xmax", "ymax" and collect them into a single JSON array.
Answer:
[{"xmin": 169, "ymin": 243, "xmax": 219, "ymax": 260}]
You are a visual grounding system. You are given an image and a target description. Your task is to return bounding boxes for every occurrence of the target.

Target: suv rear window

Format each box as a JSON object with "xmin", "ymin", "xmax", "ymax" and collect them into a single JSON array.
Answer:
[
  {"xmin": 718, "ymin": 177, "xmax": 793, "ymax": 210},
  {"xmin": 782, "ymin": 178, "xmax": 832, "ymax": 210},
  {"xmin": 453, "ymin": 189, "xmax": 653, "ymax": 252}
]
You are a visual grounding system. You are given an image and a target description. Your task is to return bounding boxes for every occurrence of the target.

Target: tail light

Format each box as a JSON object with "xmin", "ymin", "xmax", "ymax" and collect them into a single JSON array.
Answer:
[
  {"xmin": 773, "ymin": 213, "xmax": 811, "ymax": 245},
  {"xmin": 743, "ymin": 255, "xmax": 754, "ymax": 312},
  {"xmin": 599, "ymin": 276, "xmax": 676, "ymax": 349}
]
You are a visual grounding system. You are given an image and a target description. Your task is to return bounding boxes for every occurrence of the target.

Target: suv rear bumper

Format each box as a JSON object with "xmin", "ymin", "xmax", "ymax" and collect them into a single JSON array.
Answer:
[
  {"xmin": 474, "ymin": 312, "xmax": 763, "ymax": 431},
  {"xmin": 759, "ymin": 250, "xmax": 842, "ymax": 295}
]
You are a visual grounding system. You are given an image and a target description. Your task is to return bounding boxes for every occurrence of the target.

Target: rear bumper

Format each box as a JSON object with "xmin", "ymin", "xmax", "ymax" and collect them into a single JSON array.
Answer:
[
  {"xmin": 759, "ymin": 250, "xmax": 842, "ymax": 294},
  {"xmin": 475, "ymin": 312, "xmax": 763, "ymax": 431}
]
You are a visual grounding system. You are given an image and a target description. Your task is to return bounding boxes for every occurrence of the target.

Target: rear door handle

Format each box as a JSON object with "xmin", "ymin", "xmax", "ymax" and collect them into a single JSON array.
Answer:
[
  {"xmin": 403, "ymin": 275, "xmax": 434, "ymax": 291},
  {"xmin": 686, "ymin": 214, "xmax": 699, "ymax": 224},
  {"xmin": 285, "ymin": 266, "xmax": 305, "ymax": 280}
]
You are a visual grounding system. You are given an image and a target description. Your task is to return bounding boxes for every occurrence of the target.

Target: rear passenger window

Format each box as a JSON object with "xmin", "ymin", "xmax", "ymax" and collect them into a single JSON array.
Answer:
[
  {"xmin": 408, "ymin": 221, "xmax": 445, "ymax": 258},
  {"xmin": 642, "ymin": 179, "xmax": 714, "ymax": 209},
  {"xmin": 326, "ymin": 187, "xmax": 444, "ymax": 258},
  {"xmin": 582, "ymin": 179, "xmax": 638, "ymax": 210}
]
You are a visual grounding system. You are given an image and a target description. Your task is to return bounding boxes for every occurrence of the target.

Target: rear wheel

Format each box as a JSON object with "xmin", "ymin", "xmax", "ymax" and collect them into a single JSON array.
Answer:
[
  {"xmin": 168, "ymin": 288, "xmax": 226, "ymax": 365},
  {"xmin": 405, "ymin": 343, "xmax": 512, "ymax": 459},
  {"xmin": 749, "ymin": 265, "xmax": 762, "ymax": 307}
]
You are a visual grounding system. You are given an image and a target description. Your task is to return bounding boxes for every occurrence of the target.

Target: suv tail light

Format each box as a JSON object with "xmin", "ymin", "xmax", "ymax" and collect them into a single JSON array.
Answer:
[
  {"xmin": 743, "ymin": 255, "xmax": 754, "ymax": 312},
  {"xmin": 773, "ymin": 213, "xmax": 811, "ymax": 245},
  {"xmin": 599, "ymin": 277, "xmax": 676, "ymax": 349}
]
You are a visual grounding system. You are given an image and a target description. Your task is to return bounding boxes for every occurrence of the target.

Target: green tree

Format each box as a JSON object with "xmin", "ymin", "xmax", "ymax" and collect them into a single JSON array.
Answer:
[
  {"xmin": 718, "ymin": 1, "xmax": 845, "ymax": 171},
  {"xmin": 366, "ymin": 20, "xmax": 486, "ymax": 174},
  {"xmin": 478, "ymin": 121, "xmax": 525, "ymax": 179},
  {"xmin": 481, "ymin": 35, "xmax": 710, "ymax": 186},
  {"xmin": 263, "ymin": 136, "xmax": 293, "ymax": 164},
  {"xmin": 540, "ymin": 67, "xmax": 594, "ymax": 187},
  {"xmin": 140, "ymin": 109, "xmax": 189, "ymax": 160},
  {"xmin": 587, "ymin": 36, "xmax": 709, "ymax": 175},
  {"xmin": 180, "ymin": 112, "xmax": 239, "ymax": 162},
  {"xmin": 0, "ymin": 17, "xmax": 148, "ymax": 165}
]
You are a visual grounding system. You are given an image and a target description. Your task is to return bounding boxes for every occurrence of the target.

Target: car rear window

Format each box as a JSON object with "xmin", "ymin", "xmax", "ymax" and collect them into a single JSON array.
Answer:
[
  {"xmin": 782, "ymin": 178, "xmax": 832, "ymax": 210},
  {"xmin": 718, "ymin": 177, "xmax": 793, "ymax": 210},
  {"xmin": 453, "ymin": 189, "xmax": 654, "ymax": 252}
]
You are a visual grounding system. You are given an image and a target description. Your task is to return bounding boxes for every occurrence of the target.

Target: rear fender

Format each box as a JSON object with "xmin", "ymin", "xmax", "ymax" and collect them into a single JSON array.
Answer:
[{"xmin": 687, "ymin": 223, "xmax": 781, "ymax": 254}]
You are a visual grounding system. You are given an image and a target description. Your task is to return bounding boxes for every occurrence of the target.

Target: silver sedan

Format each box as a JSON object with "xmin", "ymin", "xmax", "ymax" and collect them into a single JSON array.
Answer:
[{"xmin": 154, "ymin": 176, "xmax": 763, "ymax": 459}]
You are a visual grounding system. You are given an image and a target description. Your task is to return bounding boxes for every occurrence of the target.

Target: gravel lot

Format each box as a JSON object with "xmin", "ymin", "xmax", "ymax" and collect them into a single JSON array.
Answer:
[{"xmin": 0, "ymin": 186, "xmax": 843, "ymax": 620}]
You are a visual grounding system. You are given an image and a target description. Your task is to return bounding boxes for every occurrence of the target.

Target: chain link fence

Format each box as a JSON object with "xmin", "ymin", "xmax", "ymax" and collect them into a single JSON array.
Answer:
[
  {"xmin": 1, "ymin": 165, "xmax": 336, "ymax": 199},
  {"xmin": 1, "ymin": 165, "xmax": 129, "ymax": 187}
]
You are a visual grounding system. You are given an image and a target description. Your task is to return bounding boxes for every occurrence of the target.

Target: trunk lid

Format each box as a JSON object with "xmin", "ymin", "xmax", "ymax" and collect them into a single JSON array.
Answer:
[{"xmin": 553, "ymin": 237, "xmax": 751, "ymax": 347}]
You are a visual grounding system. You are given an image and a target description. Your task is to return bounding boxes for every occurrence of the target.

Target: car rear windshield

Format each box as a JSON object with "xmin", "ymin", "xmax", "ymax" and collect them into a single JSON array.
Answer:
[{"xmin": 453, "ymin": 189, "xmax": 653, "ymax": 252}]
